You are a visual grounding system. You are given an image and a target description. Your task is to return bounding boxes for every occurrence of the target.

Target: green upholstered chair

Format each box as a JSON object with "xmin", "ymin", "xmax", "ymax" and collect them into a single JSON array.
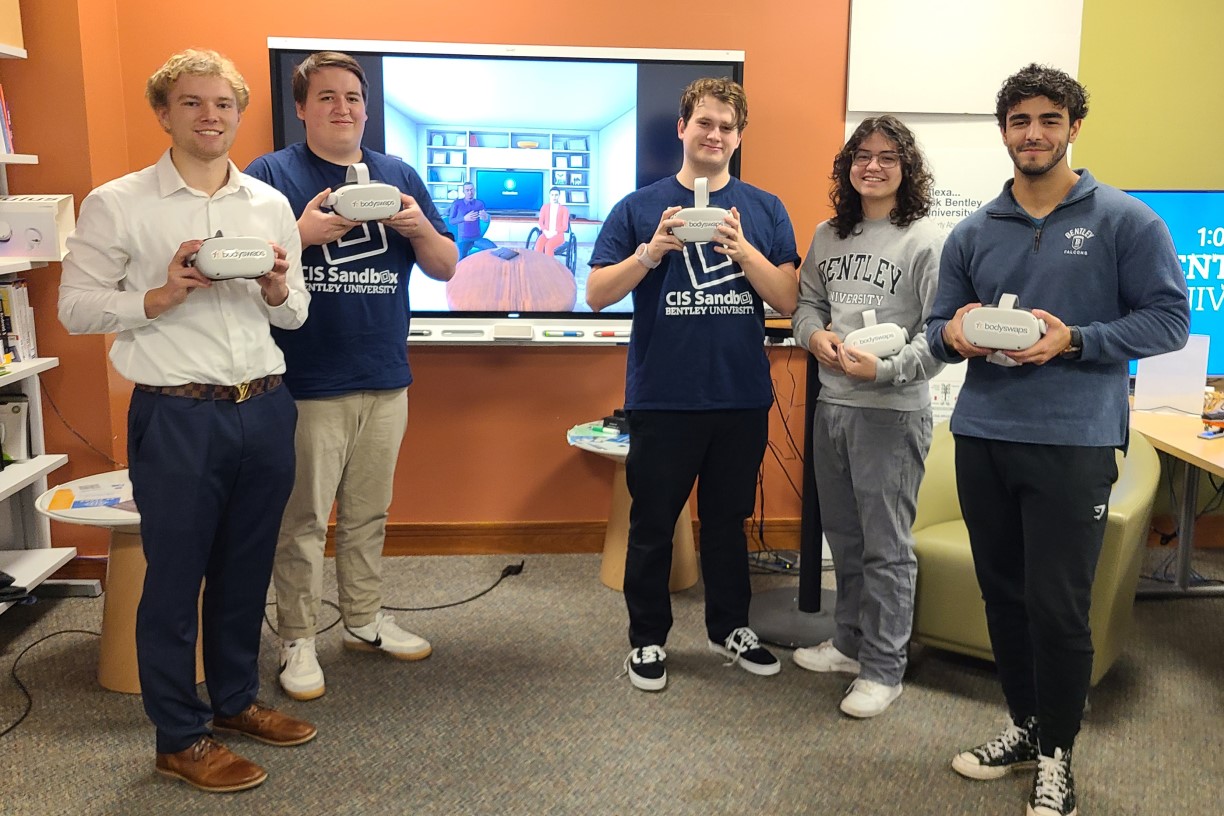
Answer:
[{"xmin": 911, "ymin": 422, "xmax": 1159, "ymax": 686}]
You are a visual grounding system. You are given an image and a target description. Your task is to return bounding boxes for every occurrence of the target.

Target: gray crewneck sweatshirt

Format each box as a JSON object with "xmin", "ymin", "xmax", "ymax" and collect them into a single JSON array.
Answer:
[{"xmin": 793, "ymin": 217, "xmax": 946, "ymax": 410}]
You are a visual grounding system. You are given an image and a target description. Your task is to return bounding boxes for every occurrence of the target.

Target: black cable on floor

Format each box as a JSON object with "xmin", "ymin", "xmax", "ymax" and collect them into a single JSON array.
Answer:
[
  {"xmin": 263, "ymin": 560, "xmax": 525, "ymax": 637},
  {"xmin": 1, "ymin": 629, "xmax": 100, "ymax": 741}
]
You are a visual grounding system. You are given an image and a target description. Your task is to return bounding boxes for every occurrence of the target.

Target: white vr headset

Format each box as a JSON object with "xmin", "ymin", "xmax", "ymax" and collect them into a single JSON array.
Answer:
[
  {"xmin": 190, "ymin": 232, "xmax": 274, "ymax": 280},
  {"xmin": 670, "ymin": 177, "xmax": 730, "ymax": 243},
  {"xmin": 962, "ymin": 293, "xmax": 1047, "ymax": 367},
  {"xmin": 325, "ymin": 163, "xmax": 402, "ymax": 221},
  {"xmin": 842, "ymin": 309, "xmax": 908, "ymax": 358}
]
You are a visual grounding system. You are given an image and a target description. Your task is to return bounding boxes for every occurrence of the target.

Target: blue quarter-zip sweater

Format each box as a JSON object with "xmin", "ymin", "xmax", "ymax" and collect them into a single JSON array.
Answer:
[{"xmin": 926, "ymin": 169, "xmax": 1189, "ymax": 448}]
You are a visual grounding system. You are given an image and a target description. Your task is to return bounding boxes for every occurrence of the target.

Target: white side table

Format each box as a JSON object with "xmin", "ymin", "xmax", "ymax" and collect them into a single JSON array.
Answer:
[
  {"xmin": 36, "ymin": 470, "xmax": 203, "ymax": 694},
  {"xmin": 567, "ymin": 422, "xmax": 699, "ymax": 592}
]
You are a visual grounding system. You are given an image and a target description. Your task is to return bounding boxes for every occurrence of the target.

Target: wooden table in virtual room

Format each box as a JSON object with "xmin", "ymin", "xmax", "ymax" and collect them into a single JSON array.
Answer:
[
  {"xmin": 1129, "ymin": 410, "xmax": 1224, "ymax": 598},
  {"xmin": 566, "ymin": 422, "xmax": 699, "ymax": 592},
  {"xmin": 36, "ymin": 470, "xmax": 203, "ymax": 693},
  {"xmin": 446, "ymin": 248, "xmax": 577, "ymax": 312}
]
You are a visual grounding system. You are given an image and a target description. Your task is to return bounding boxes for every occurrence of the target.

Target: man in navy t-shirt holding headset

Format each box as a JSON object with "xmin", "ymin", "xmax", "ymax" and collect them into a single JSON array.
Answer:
[
  {"xmin": 587, "ymin": 77, "xmax": 799, "ymax": 692},
  {"xmin": 246, "ymin": 51, "xmax": 456, "ymax": 703}
]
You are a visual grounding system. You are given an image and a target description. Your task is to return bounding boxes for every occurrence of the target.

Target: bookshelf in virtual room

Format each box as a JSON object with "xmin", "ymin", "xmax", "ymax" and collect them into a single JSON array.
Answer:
[{"xmin": 424, "ymin": 128, "xmax": 592, "ymax": 215}]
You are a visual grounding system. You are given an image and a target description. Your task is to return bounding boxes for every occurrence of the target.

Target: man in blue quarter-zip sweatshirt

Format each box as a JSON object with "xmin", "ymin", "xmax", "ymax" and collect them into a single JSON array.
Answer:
[{"xmin": 926, "ymin": 64, "xmax": 1188, "ymax": 816}]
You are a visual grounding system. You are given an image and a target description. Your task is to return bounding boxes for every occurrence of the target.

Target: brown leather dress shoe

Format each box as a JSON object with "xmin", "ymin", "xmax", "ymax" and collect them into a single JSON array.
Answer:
[
  {"xmin": 213, "ymin": 702, "xmax": 318, "ymax": 746},
  {"xmin": 155, "ymin": 736, "xmax": 267, "ymax": 793}
]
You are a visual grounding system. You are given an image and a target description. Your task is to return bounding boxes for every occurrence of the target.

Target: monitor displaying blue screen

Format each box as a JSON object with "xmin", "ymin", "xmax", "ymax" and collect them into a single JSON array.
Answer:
[
  {"xmin": 1126, "ymin": 190, "xmax": 1223, "ymax": 375},
  {"xmin": 473, "ymin": 168, "xmax": 545, "ymax": 214}
]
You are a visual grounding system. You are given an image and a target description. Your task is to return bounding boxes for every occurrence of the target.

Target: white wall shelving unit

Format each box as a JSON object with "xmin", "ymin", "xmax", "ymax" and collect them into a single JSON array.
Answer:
[{"xmin": 0, "ymin": 18, "xmax": 75, "ymax": 613}]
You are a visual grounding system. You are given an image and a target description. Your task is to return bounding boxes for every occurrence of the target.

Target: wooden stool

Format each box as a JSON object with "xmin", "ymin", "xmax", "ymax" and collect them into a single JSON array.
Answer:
[
  {"xmin": 99, "ymin": 527, "xmax": 204, "ymax": 694},
  {"xmin": 599, "ymin": 461, "xmax": 699, "ymax": 592}
]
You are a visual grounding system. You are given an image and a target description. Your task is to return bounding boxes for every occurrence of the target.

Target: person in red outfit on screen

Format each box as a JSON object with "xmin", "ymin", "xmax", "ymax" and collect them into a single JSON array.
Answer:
[{"xmin": 534, "ymin": 187, "xmax": 571, "ymax": 254}]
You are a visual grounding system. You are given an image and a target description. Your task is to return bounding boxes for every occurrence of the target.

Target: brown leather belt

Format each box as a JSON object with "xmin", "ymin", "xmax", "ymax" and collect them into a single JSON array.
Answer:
[{"xmin": 134, "ymin": 374, "xmax": 282, "ymax": 404}]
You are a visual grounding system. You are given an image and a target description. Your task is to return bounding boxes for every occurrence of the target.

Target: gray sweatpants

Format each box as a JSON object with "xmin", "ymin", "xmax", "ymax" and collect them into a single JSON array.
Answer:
[{"xmin": 812, "ymin": 401, "xmax": 932, "ymax": 686}]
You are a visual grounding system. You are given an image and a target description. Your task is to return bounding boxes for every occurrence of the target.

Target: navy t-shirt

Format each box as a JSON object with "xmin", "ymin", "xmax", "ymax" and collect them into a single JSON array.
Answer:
[
  {"xmin": 245, "ymin": 143, "xmax": 451, "ymax": 398},
  {"xmin": 590, "ymin": 176, "xmax": 798, "ymax": 410}
]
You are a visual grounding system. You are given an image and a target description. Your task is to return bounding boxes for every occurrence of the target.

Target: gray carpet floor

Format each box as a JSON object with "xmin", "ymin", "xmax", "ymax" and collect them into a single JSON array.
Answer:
[{"xmin": 1, "ymin": 550, "xmax": 1222, "ymax": 816}]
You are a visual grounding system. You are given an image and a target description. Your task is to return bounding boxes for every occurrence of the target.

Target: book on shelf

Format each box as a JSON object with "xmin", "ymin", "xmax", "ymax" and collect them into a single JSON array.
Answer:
[
  {"xmin": 0, "ymin": 83, "xmax": 11, "ymax": 153},
  {"xmin": 0, "ymin": 280, "xmax": 34, "ymax": 361}
]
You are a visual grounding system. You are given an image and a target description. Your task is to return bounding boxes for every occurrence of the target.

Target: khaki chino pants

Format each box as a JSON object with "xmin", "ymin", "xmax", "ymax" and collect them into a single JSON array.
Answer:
[{"xmin": 273, "ymin": 388, "xmax": 409, "ymax": 641}]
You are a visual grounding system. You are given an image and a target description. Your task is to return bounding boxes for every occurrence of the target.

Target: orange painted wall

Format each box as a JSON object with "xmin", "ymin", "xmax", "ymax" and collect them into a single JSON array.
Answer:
[{"xmin": 12, "ymin": 1, "xmax": 849, "ymax": 552}]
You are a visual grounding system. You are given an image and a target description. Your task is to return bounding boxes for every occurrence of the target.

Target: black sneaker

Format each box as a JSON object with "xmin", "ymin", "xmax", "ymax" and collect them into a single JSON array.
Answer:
[
  {"xmin": 1027, "ymin": 748, "xmax": 1077, "ymax": 816},
  {"xmin": 707, "ymin": 627, "xmax": 780, "ymax": 676},
  {"xmin": 951, "ymin": 716, "xmax": 1040, "ymax": 780},
  {"xmin": 624, "ymin": 645, "xmax": 667, "ymax": 691}
]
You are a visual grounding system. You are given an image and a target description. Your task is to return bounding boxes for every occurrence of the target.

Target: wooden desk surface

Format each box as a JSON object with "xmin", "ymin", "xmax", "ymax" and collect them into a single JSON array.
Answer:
[
  {"xmin": 1130, "ymin": 410, "xmax": 1224, "ymax": 478},
  {"xmin": 446, "ymin": 248, "xmax": 577, "ymax": 312}
]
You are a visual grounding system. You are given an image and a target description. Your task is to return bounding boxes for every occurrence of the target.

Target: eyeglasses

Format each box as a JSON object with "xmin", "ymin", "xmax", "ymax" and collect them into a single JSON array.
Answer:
[{"xmin": 851, "ymin": 150, "xmax": 900, "ymax": 169}]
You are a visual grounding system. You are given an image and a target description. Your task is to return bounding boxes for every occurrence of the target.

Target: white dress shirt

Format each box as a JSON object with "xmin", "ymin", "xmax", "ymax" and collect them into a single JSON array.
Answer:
[{"xmin": 58, "ymin": 150, "xmax": 309, "ymax": 386}]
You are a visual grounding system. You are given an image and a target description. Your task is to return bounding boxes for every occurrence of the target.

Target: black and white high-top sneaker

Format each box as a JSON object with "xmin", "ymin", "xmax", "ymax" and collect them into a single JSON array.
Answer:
[
  {"xmin": 951, "ymin": 716, "xmax": 1040, "ymax": 780},
  {"xmin": 1027, "ymin": 747, "xmax": 1077, "ymax": 816}
]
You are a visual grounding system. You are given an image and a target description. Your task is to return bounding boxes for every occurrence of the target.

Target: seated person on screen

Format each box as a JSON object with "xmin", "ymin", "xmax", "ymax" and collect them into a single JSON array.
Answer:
[
  {"xmin": 534, "ymin": 187, "xmax": 571, "ymax": 253},
  {"xmin": 448, "ymin": 181, "xmax": 490, "ymax": 258}
]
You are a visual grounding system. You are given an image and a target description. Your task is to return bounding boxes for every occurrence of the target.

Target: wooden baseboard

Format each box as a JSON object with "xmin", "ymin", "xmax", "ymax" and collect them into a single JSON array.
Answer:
[
  {"xmin": 380, "ymin": 521, "xmax": 606, "ymax": 556},
  {"xmin": 52, "ymin": 518, "xmax": 804, "ymax": 584}
]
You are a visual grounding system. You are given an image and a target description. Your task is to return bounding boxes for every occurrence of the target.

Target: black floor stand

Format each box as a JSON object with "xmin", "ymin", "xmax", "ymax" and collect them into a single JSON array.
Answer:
[{"xmin": 750, "ymin": 354, "xmax": 837, "ymax": 648}]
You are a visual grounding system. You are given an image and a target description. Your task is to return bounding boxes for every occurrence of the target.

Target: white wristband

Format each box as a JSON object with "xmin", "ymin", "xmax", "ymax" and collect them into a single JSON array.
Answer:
[{"xmin": 635, "ymin": 242, "xmax": 661, "ymax": 270}]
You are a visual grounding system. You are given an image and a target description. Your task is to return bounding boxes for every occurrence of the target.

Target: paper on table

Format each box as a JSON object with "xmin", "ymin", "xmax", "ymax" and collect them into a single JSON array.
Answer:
[{"xmin": 47, "ymin": 478, "xmax": 133, "ymax": 510}]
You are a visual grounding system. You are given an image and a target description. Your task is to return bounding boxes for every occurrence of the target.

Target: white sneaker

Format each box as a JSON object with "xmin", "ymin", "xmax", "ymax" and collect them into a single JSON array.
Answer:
[
  {"xmin": 792, "ymin": 639, "xmax": 861, "ymax": 674},
  {"xmin": 839, "ymin": 677, "xmax": 902, "ymax": 718},
  {"xmin": 342, "ymin": 611, "xmax": 432, "ymax": 661},
  {"xmin": 279, "ymin": 637, "xmax": 325, "ymax": 701}
]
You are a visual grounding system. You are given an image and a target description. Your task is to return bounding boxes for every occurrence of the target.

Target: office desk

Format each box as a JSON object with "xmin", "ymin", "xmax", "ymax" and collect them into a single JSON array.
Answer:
[
  {"xmin": 36, "ymin": 471, "xmax": 204, "ymax": 693},
  {"xmin": 1129, "ymin": 410, "xmax": 1224, "ymax": 598},
  {"xmin": 447, "ymin": 248, "xmax": 577, "ymax": 312},
  {"xmin": 567, "ymin": 423, "xmax": 698, "ymax": 592}
]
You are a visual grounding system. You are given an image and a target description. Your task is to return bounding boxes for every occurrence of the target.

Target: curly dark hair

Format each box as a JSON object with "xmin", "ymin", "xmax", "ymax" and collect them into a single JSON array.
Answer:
[
  {"xmin": 995, "ymin": 63, "xmax": 1088, "ymax": 128},
  {"xmin": 828, "ymin": 115, "xmax": 933, "ymax": 239}
]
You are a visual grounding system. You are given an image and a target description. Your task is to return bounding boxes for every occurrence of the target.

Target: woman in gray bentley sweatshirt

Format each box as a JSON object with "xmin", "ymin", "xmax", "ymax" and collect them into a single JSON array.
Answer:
[{"xmin": 790, "ymin": 114, "xmax": 944, "ymax": 719}]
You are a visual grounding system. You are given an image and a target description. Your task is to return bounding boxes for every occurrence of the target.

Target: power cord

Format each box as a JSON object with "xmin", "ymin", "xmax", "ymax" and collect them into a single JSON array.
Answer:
[
  {"xmin": 1141, "ymin": 453, "xmax": 1224, "ymax": 586},
  {"xmin": 385, "ymin": 560, "xmax": 524, "ymax": 612},
  {"xmin": 263, "ymin": 560, "xmax": 525, "ymax": 638},
  {"xmin": 41, "ymin": 384, "xmax": 124, "ymax": 469},
  {"xmin": 1, "ymin": 628, "xmax": 100, "ymax": 741},
  {"xmin": 5, "ymin": 562, "xmax": 528, "ymax": 739}
]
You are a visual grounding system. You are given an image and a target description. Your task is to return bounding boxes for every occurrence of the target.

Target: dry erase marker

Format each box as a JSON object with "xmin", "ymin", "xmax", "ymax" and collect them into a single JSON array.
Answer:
[
  {"xmin": 543, "ymin": 330, "xmax": 584, "ymax": 337},
  {"xmin": 594, "ymin": 331, "xmax": 630, "ymax": 338},
  {"xmin": 408, "ymin": 329, "xmax": 432, "ymax": 337}
]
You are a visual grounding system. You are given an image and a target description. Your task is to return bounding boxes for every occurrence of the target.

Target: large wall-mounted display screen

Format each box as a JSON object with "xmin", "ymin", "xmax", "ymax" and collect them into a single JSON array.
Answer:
[
  {"xmin": 268, "ymin": 38, "xmax": 745, "ymax": 343},
  {"xmin": 1127, "ymin": 190, "xmax": 1223, "ymax": 376}
]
